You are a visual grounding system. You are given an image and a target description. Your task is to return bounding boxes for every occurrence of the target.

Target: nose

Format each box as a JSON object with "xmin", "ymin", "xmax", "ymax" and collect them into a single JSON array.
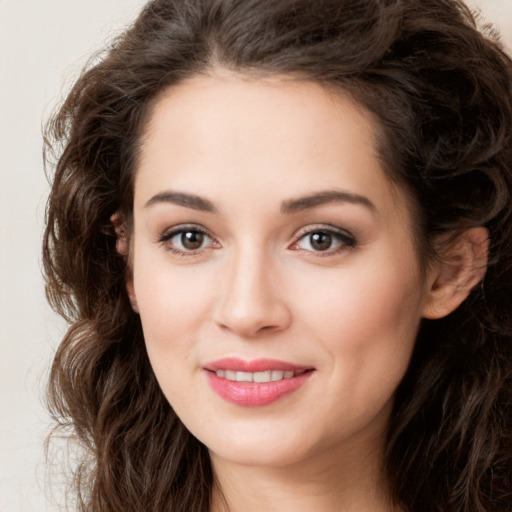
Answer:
[{"xmin": 213, "ymin": 249, "xmax": 292, "ymax": 338}]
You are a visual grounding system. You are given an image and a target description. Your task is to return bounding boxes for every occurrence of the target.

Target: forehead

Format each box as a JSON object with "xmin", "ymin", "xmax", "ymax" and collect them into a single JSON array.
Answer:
[
  {"xmin": 135, "ymin": 72, "xmax": 406, "ymax": 222},
  {"xmin": 142, "ymin": 73, "xmax": 378, "ymax": 159}
]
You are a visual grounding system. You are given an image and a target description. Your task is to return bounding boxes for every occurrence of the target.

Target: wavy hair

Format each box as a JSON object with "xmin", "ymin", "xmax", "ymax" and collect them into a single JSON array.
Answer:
[{"xmin": 43, "ymin": 0, "xmax": 512, "ymax": 510}]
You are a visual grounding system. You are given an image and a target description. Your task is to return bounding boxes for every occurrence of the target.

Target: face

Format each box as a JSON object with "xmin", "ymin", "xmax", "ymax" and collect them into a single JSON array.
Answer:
[{"xmin": 129, "ymin": 72, "xmax": 434, "ymax": 470}]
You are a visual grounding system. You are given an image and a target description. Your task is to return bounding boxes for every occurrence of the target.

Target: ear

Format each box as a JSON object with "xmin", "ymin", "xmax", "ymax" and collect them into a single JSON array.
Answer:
[
  {"xmin": 422, "ymin": 227, "xmax": 488, "ymax": 319},
  {"xmin": 111, "ymin": 212, "xmax": 139, "ymax": 314},
  {"xmin": 110, "ymin": 211, "xmax": 129, "ymax": 256},
  {"xmin": 124, "ymin": 266, "xmax": 139, "ymax": 314}
]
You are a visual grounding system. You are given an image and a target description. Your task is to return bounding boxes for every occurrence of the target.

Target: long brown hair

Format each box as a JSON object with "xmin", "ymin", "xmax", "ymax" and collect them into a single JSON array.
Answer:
[{"xmin": 43, "ymin": 1, "xmax": 512, "ymax": 510}]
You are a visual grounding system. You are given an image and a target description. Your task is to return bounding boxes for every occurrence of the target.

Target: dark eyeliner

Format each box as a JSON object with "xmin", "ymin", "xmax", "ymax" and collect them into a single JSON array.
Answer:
[
  {"xmin": 156, "ymin": 224, "xmax": 218, "ymax": 256},
  {"xmin": 157, "ymin": 224, "xmax": 208, "ymax": 243},
  {"xmin": 291, "ymin": 224, "xmax": 357, "ymax": 255}
]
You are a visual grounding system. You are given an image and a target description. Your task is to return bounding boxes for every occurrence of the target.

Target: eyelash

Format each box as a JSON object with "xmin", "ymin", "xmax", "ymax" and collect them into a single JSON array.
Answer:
[
  {"xmin": 158, "ymin": 224, "xmax": 219, "ymax": 256},
  {"xmin": 290, "ymin": 225, "xmax": 356, "ymax": 256},
  {"xmin": 157, "ymin": 224, "xmax": 356, "ymax": 257}
]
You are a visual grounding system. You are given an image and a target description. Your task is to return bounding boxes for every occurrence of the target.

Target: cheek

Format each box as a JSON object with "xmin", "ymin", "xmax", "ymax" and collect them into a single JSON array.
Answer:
[
  {"xmin": 132, "ymin": 254, "xmax": 216, "ymax": 369},
  {"xmin": 134, "ymin": 250, "xmax": 214, "ymax": 319},
  {"xmin": 296, "ymin": 251, "xmax": 424, "ymax": 372},
  {"xmin": 294, "ymin": 260, "xmax": 424, "ymax": 440},
  {"xmin": 133, "ymin": 267, "xmax": 208, "ymax": 411}
]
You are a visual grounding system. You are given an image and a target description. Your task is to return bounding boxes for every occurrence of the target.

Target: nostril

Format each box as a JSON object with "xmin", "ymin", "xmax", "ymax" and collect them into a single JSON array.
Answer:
[{"xmin": 258, "ymin": 324, "xmax": 280, "ymax": 334}]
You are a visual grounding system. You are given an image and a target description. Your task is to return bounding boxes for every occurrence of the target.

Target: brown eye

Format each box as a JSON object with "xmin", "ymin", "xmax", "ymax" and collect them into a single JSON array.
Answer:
[
  {"xmin": 292, "ymin": 227, "xmax": 355, "ymax": 255},
  {"xmin": 159, "ymin": 227, "xmax": 216, "ymax": 254},
  {"xmin": 309, "ymin": 232, "xmax": 332, "ymax": 251},
  {"xmin": 181, "ymin": 230, "xmax": 204, "ymax": 250}
]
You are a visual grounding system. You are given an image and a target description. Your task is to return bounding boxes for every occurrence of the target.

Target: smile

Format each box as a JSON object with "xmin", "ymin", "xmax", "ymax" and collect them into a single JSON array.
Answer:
[
  {"xmin": 214, "ymin": 369, "xmax": 303, "ymax": 382},
  {"xmin": 204, "ymin": 358, "xmax": 314, "ymax": 407}
]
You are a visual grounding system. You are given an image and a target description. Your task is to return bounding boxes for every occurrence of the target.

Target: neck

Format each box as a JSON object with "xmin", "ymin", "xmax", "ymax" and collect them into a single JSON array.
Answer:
[{"xmin": 209, "ymin": 435, "xmax": 398, "ymax": 512}]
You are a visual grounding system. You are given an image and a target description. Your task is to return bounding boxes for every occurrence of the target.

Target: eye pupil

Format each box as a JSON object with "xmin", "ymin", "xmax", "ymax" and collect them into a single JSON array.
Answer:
[
  {"xmin": 310, "ymin": 232, "xmax": 332, "ymax": 251},
  {"xmin": 181, "ymin": 231, "xmax": 204, "ymax": 250}
]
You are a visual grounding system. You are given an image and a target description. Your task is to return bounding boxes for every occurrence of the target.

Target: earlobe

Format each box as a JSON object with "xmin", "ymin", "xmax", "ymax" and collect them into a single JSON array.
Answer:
[
  {"xmin": 125, "ymin": 269, "xmax": 140, "ymax": 314},
  {"xmin": 111, "ymin": 211, "xmax": 139, "ymax": 314},
  {"xmin": 422, "ymin": 227, "xmax": 489, "ymax": 319}
]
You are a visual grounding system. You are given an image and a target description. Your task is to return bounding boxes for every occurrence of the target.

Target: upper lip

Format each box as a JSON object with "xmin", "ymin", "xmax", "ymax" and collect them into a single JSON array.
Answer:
[{"xmin": 203, "ymin": 357, "xmax": 314, "ymax": 373}]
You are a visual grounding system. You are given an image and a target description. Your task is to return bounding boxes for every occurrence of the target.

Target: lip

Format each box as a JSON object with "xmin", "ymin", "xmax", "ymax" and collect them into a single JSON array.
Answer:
[
  {"xmin": 203, "ymin": 358, "xmax": 314, "ymax": 407},
  {"xmin": 204, "ymin": 357, "xmax": 312, "ymax": 373}
]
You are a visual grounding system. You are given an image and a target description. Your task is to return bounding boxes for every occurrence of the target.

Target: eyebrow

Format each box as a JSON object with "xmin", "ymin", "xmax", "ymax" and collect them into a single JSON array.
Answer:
[
  {"xmin": 145, "ymin": 191, "xmax": 218, "ymax": 213},
  {"xmin": 281, "ymin": 190, "xmax": 376, "ymax": 214},
  {"xmin": 144, "ymin": 189, "xmax": 376, "ymax": 215}
]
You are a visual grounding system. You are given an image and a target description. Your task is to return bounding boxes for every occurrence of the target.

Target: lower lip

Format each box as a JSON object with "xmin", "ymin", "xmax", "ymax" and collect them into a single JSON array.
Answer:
[{"xmin": 205, "ymin": 370, "xmax": 313, "ymax": 407}]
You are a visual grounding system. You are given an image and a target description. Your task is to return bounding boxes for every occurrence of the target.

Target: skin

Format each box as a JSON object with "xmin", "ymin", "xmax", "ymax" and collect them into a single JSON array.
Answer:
[{"xmin": 124, "ymin": 71, "xmax": 487, "ymax": 512}]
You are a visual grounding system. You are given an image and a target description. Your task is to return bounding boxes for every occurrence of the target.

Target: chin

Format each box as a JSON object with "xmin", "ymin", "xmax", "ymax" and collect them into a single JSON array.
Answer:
[
  {"xmin": 195, "ymin": 420, "xmax": 327, "ymax": 469},
  {"xmin": 209, "ymin": 440, "xmax": 310, "ymax": 468}
]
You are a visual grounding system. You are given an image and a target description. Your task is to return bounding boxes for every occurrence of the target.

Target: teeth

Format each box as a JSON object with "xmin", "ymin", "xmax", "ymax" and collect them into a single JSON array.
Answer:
[
  {"xmin": 236, "ymin": 371, "xmax": 253, "ymax": 382},
  {"xmin": 271, "ymin": 370, "xmax": 284, "ymax": 381},
  {"xmin": 253, "ymin": 371, "xmax": 271, "ymax": 382},
  {"xmin": 215, "ymin": 369, "xmax": 298, "ymax": 382}
]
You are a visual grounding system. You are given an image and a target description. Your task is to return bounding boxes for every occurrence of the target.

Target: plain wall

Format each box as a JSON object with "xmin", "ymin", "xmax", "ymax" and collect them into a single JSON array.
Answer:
[
  {"xmin": 0, "ymin": 3, "xmax": 147, "ymax": 511},
  {"xmin": 0, "ymin": 1, "xmax": 510, "ymax": 511}
]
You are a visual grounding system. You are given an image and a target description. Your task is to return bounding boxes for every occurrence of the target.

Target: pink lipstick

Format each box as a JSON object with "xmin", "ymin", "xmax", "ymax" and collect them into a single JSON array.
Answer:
[{"xmin": 204, "ymin": 358, "xmax": 314, "ymax": 407}]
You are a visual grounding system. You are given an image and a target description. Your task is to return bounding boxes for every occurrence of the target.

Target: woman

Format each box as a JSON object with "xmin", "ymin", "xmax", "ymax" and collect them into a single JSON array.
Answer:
[{"xmin": 43, "ymin": 0, "xmax": 512, "ymax": 511}]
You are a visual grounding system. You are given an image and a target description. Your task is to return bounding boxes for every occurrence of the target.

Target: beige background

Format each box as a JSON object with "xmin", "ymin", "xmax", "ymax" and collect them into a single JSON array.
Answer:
[{"xmin": 0, "ymin": 1, "xmax": 510, "ymax": 511}]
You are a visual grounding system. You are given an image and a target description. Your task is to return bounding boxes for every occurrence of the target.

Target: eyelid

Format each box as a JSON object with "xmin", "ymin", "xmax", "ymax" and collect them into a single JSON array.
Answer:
[
  {"xmin": 156, "ymin": 223, "xmax": 355, "ymax": 257},
  {"xmin": 157, "ymin": 223, "xmax": 220, "ymax": 254},
  {"xmin": 157, "ymin": 223, "xmax": 210, "ymax": 241},
  {"xmin": 289, "ymin": 224, "xmax": 356, "ymax": 254}
]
